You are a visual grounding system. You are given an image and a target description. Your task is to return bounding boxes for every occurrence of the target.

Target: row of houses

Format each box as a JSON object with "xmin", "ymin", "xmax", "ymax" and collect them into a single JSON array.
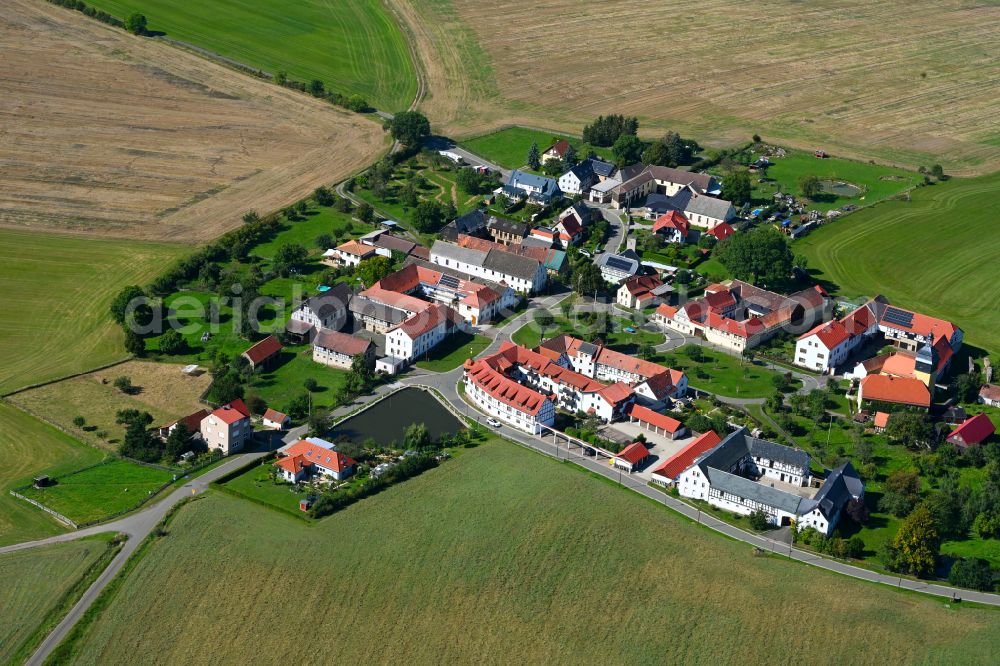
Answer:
[
  {"xmin": 654, "ymin": 280, "xmax": 830, "ymax": 352},
  {"xmin": 463, "ymin": 336, "xmax": 688, "ymax": 434},
  {"xmin": 323, "ymin": 228, "xmax": 428, "ymax": 268}
]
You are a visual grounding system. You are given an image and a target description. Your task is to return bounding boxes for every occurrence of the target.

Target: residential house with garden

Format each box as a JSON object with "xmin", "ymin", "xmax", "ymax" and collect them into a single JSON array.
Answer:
[
  {"xmin": 558, "ymin": 160, "xmax": 597, "ymax": 195},
  {"xmin": 979, "ymin": 384, "xmax": 1000, "ymax": 408},
  {"xmin": 947, "ymin": 413, "xmax": 995, "ymax": 448},
  {"xmin": 541, "ymin": 139, "xmax": 570, "ymax": 163},
  {"xmin": 262, "ymin": 408, "xmax": 290, "ymax": 430},
  {"xmin": 324, "ymin": 239, "xmax": 376, "ymax": 267},
  {"xmin": 487, "ymin": 216, "xmax": 530, "ymax": 246},
  {"xmin": 617, "ymin": 274, "xmax": 669, "ymax": 309},
  {"xmin": 200, "ymin": 399, "xmax": 252, "ymax": 456},
  {"xmin": 502, "ymin": 170, "xmax": 561, "ymax": 205},
  {"xmin": 652, "ymin": 210, "xmax": 691, "ymax": 243},
  {"xmin": 596, "ymin": 252, "xmax": 641, "ymax": 284},
  {"xmin": 274, "ymin": 439, "xmax": 356, "ymax": 483}
]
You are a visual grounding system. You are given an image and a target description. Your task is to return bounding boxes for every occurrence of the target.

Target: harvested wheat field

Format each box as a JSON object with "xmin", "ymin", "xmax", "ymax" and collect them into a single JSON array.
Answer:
[
  {"xmin": 402, "ymin": 0, "xmax": 1000, "ymax": 174},
  {"xmin": 0, "ymin": 0, "xmax": 385, "ymax": 242}
]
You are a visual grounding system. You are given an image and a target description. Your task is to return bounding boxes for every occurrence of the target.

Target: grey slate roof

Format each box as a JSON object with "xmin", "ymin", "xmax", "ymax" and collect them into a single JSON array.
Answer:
[
  {"xmin": 519, "ymin": 236, "xmax": 554, "ymax": 249},
  {"xmin": 403, "ymin": 257, "xmax": 509, "ymax": 296},
  {"xmin": 669, "ymin": 189, "xmax": 734, "ymax": 220},
  {"xmin": 564, "ymin": 160, "xmax": 595, "ymax": 182},
  {"xmin": 372, "ymin": 234, "xmax": 417, "ymax": 255},
  {"xmin": 482, "ymin": 248, "xmax": 540, "ymax": 281},
  {"xmin": 440, "ymin": 210, "xmax": 487, "ymax": 242},
  {"xmin": 348, "ymin": 298, "xmax": 407, "ymax": 325},
  {"xmin": 799, "ymin": 462, "xmax": 864, "ymax": 519},
  {"xmin": 588, "ymin": 158, "xmax": 616, "ymax": 178},
  {"xmin": 578, "ymin": 341, "xmax": 599, "ymax": 356},
  {"xmin": 430, "ymin": 240, "xmax": 487, "ymax": 267},
  {"xmin": 487, "ymin": 216, "xmax": 529, "ymax": 237},
  {"xmin": 749, "ymin": 438, "xmax": 810, "ymax": 472},
  {"xmin": 302, "ymin": 283, "xmax": 352, "ymax": 318},
  {"xmin": 705, "ymin": 467, "xmax": 803, "ymax": 514}
]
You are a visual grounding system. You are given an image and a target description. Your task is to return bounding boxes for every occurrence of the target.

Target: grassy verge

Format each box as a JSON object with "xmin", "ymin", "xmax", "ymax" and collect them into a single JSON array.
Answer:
[
  {"xmin": 414, "ymin": 332, "xmax": 491, "ymax": 372},
  {"xmin": 4, "ymin": 533, "xmax": 123, "ymax": 666}
]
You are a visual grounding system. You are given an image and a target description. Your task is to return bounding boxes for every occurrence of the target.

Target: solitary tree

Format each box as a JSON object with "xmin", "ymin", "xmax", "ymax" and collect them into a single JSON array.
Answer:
[
  {"xmin": 885, "ymin": 505, "xmax": 940, "ymax": 578},
  {"xmin": 313, "ymin": 186, "xmax": 335, "ymax": 206},
  {"xmin": 124, "ymin": 12, "xmax": 147, "ymax": 35},
  {"xmin": 356, "ymin": 202, "xmax": 375, "ymax": 224},
  {"xmin": 158, "ymin": 329, "xmax": 186, "ymax": 355},
  {"xmin": 308, "ymin": 79, "xmax": 325, "ymax": 97},
  {"xmin": 799, "ymin": 174, "xmax": 822, "ymax": 198},
  {"xmin": 389, "ymin": 111, "xmax": 431, "ymax": 149},
  {"xmin": 527, "ymin": 142, "xmax": 541, "ymax": 170}
]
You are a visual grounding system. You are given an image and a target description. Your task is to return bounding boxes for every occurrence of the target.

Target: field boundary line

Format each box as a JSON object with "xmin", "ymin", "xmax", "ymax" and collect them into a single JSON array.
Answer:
[
  {"xmin": 2, "ymin": 358, "xmax": 133, "ymax": 398},
  {"xmin": 9, "ymin": 491, "xmax": 78, "ymax": 529}
]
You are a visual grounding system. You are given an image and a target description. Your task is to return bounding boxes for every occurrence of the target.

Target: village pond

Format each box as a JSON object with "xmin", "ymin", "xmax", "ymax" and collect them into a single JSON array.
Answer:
[{"xmin": 328, "ymin": 388, "xmax": 465, "ymax": 446}]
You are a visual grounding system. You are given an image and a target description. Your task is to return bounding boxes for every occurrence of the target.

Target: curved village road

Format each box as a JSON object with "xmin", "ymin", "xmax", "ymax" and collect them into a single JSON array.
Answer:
[
  {"xmin": 407, "ymin": 366, "xmax": 1000, "ymax": 607},
  {"xmin": 3, "ymin": 452, "xmax": 269, "ymax": 666}
]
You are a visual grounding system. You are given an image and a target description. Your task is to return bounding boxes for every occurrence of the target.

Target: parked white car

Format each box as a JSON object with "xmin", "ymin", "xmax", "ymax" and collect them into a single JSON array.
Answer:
[{"xmin": 486, "ymin": 417, "xmax": 502, "ymax": 428}]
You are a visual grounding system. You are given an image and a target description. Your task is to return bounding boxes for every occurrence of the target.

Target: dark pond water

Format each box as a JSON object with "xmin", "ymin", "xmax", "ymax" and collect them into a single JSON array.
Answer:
[{"xmin": 328, "ymin": 387, "xmax": 464, "ymax": 446}]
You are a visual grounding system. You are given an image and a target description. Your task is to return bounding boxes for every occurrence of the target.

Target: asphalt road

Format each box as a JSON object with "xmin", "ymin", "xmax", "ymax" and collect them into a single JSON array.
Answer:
[{"xmin": 5, "ymin": 451, "xmax": 269, "ymax": 666}]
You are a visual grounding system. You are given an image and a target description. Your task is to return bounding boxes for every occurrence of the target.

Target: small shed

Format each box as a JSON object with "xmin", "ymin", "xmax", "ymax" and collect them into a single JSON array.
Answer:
[
  {"xmin": 299, "ymin": 497, "xmax": 314, "ymax": 512},
  {"xmin": 33, "ymin": 475, "xmax": 50, "ymax": 488}
]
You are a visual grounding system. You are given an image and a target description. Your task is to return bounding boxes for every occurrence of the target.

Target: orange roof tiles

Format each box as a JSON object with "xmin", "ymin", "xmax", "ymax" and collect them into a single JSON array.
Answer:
[
  {"xmin": 466, "ymin": 359, "xmax": 550, "ymax": 416},
  {"xmin": 860, "ymin": 375, "xmax": 931, "ymax": 408},
  {"xmin": 799, "ymin": 320, "xmax": 850, "ymax": 349},
  {"xmin": 616, "ymin": 442, "xmax": 650, "ymax": 465},
  {"xmin": 873, "ymin": 412, "xmax": 890, "ymax": 429},
  {"xmin": 281, "ymin": 440, "xmax": 355, "ymax": 473},
  {"xmin": 335, "ymin": 240, "xmax": 375, "ymax": 257},
  {"xmin": 628, "ymin": 404, "xmax": 682, "ymax": 433},
  {"xmin": 651, "ymin": 430, "xmax": 722, "ymax": 480}
]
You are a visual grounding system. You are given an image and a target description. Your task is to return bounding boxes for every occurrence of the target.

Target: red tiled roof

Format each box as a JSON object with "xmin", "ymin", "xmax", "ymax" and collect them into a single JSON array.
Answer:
[
  {"xmin": 556, "ymin": 215, "xmax": 582, "ymax": 237},
  {"xmin": 798, "ymin": 320, "xmax": 849, "ymax": 349},
  {"xmin": 860, "ymin": 375, "xmax": 931, "ymax": 408},
  {"xmin": 703, "ymin": 289, "xmax": 737, "ymax": 311},
  {"xmin": 281, "ymin": 440, "xmax": 355, "ymax": 473},
  {"xmin": 881, "ymin": 353, "xmax": 917, "ymax": 378},
  {"xmin": 877, "ymin": 306, "xmax": 958, "ymax": 342},
  {"xmin": 162, "ymin": 408, "xmax": 210, "ymax": 433},
  {"xmin": 628, "ymin": 404, "xmax": 682, "ymax": 433},
  {"xmin": 616, "ymin": 442, "xmax": 650, "ymax": 465},
  {"xmin": 242, "ymin": 335, "xmax": 282, "ymax": 366},
  {"xmin": 545, "ymin": 139, "xmax": 570, "ymax": 157},
  {"xmin": 653, "ymin": 210, "xmax": 690, "ymax": 236},
  {"xmin": 396, "ymin": 302, "xmax": 451, "ymax": 339},
  {"xmin": 622, "ymin": 274, "xmax": 663, "ymax": 297},
  {"xmin": 597, "ymin": 381, "xmax": 634, "ymax": 405},
  {"xmin": 314, "ymin": 328, "xmax": 372, "ymax": 356},
  {"xmin": 210, "ymin": 400, "xmax": 251, "ymax": 426},
  {"xmin": 655, "ymin": 303, "xmax": 678, "ymax": 319},
  {"xmin": 980, "ymin": 384, "xmax": 1000, "ymax": 402},
  {"xmin": 706, "ymin": 222, "xmax": 735, "ymax": 240},
  {"xmin": 263, "ymin": 408, "xmax": 288, "ymax": 423},
  {"xmin": 948, "ymin": 413, "xmax": 995, "ymax": 447},
  {"xmin": 873, "ymin": 412, "xmax": 890, "ymax": 428},
  {"xmin": 275, "ymin": 454, "xmax": 308, "ymax": 475},
  {"xmin": 651, "ymin": 430, "xmax": 722, "ymax": 480},
  {"xmin": 465, "ymin": 359, "xmax": 550, "ymax": 416},
  {"xmin": 334, "ymin": 240, "xmax": 375, "ymax": 257}
]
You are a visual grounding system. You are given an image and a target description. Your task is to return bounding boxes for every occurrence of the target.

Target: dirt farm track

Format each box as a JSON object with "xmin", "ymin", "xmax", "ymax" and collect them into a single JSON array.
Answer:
[{"xmin": 0, "ymin": 0, "xmax": 384, "ymax": 242}]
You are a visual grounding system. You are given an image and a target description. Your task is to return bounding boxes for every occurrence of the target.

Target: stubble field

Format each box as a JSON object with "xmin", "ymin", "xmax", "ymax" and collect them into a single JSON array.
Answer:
[
  {"xmin": 55, "ymin": 441, "xmax": 1000, "ymax": 665},
  {"xmin": 400, "ymin": 0, "xmax": 1000, "ymax": 174},
  {"xmin": 0, "ymin": 0, "xmax": 385, "ymax": 242}
]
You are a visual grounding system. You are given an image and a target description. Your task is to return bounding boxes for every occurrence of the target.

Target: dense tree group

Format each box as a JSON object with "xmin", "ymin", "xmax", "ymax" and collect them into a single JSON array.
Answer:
[
  {"xmin": 715, "ymin": 227, "xmax": 795, "ymax": 287},
  {"xmin": 582, "ymin": 115, "xmax": 638, "ymax": 147}
]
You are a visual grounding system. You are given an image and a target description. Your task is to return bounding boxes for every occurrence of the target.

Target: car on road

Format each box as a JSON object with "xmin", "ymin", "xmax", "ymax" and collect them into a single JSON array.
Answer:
[
  {"xmin": 486, "ymin": 417, "xmax": 502, "ymax": 428},
  {"xmin": 578, "ymin": 249, "xmax": 592, "ymax": 257},
  {"xmin": 583, "ymin": 446, "xmax": 596, "ymax": 456}
]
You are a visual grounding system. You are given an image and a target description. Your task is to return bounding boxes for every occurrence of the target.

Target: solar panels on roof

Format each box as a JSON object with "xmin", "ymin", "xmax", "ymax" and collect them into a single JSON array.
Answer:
[
  {"xmin": 439, "ymin": 274, "xmax": 461, "ymax": 289},
  {"xmin": 883, "ymin": 306, "xmax": 914, "ymax": 328},
  {"xmin": 605, "ymin": 256, "xmax": 634, "ymax": 272}
]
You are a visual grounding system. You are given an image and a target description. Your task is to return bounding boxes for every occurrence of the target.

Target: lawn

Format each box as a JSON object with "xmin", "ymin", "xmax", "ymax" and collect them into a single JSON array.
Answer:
[
  {"xmin": 0, "ymin": 535, "xmax": 116, "ymax": 665},
  {"xmin": 744, "ymin": 149, "xmax": 918, "ymax": 212},
  {"xmin": 655, "ymin": 345, "xmax": 794, "ymax": 398},
  {"xmin": 461, "ymin": 127, "xmax": 614, "ymax": 170},
  {"xmin": 9, "ymin": 361, "xmax": 212, "ymax": 451},
  {"xmin": 56, "ymin": 440, "xmax": 1000, "ymax": 664},
  {"xmin": 250, "ymin": 206, "xmax": 373, "ymax": 260},
  {"xmin": 18, "ymin": 459, "xmax": 175, "ymax": 526},
  {"xmin": 248, "ymin": 350, "xmax": 349, "ymax": 416},
  {"xmin": 0, "ymin": 403, "xmax": 105, "ymax": 547},
  {"xmin": 512, "ymin": 307, "xmax": 665, "ymax": 352},
  {"xmin": 0, "ymin": 229, "xmax": 186, "ymax": 395},
  {"xmin": 797, "ymin": 171, "xmax": 1000, "ymax": 357},
  {"xmin": 220, "ymin": 458, "xmax": 309, "ymax": 517},
  {"xmin": 415, "ymin": 331, "xmax": 491, "ymax": 372},
  {"xmin": 85, "ymin": 0, "xmax": 416, "ymax": 110},
  {"xmin": 942, "ymin": 533, "xmax": 1000, "ymax": 570}
]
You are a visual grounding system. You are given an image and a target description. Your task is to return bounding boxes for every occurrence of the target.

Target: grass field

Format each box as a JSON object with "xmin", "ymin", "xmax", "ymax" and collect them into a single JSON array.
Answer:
[
  {"xmin": 10, "ymin": 361, "xmax": 212, "ymax": 451},
  {"xmin": 0, "ymin": 230, "xmax": 186, "ymax": 396},
  {"xmin": 0, "ymin": 403, "xmax": 105, "ymax": 547},
  {"xmin": 461, "ymin": 127, "xmax": 614, "ymax": 170},
  {"xmin": 220, "ymin": 459, "xmax": 309, "ymax": 517},
  {"xmin": 86, "ymin": 0, "xmax": 416, "ymax": 111},
  {"xmin": 399, "ymin": 1, "xmax": 1000, "ymax": 175},
  {"xmin": 1, "ymin": 0, "xmax": 383, "ymax": 242},
  {"xmin": 742, "ymin": 149, "xmax": 918, "ymax": 212},
  {"xmin": 511, "ymin": 310, "xmax": 665, "ymax": 351},
  {"xmin": 18, "ymin": 460, "xmax": 174, "ymax": 526},
  {"xmin": 797, "ymin": 172, "xmax": 1000, "ymax": 356},
  {"xmin": 0, "ymin": 535, "xmax": 116, "ymax": 665},
  {"xmin": 414, "ymin": 331, "xmax": 491, "ymax": 372},
  {"xmin": 249, "ymin": 351, "xmax": 349, "ymax": 416},
  {"xmin": 57, "ymin": 441, "xmax": 1000, "ymax": 664},
  {"xmin": 655, "ymin": 345, "xmax": 795, "ymax": 398}
]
